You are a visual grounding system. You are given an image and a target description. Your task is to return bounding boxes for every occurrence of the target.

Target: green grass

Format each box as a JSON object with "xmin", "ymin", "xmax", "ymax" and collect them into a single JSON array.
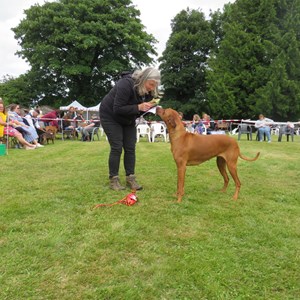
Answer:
[{"xmin": 1, "ymin": 136, "xmax": 299, "ymax": 299}]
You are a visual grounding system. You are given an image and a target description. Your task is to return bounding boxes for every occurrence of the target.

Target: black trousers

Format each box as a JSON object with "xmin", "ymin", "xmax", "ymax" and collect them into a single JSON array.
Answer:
[{"xmin": 101, "ymin": 118, "xmax": 137, "ymax": 178}]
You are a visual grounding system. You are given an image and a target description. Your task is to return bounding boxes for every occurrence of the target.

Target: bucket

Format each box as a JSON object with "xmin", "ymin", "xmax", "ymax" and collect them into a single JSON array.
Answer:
[{"xmin": 0, "ymin": 144, "xmax": 6, "ymax": 156}]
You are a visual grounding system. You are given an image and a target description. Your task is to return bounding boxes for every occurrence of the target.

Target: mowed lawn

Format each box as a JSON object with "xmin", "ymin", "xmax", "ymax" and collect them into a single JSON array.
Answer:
[{"xmin": 1, "ymin": 135, "xmax": 299, "ymax": 299}]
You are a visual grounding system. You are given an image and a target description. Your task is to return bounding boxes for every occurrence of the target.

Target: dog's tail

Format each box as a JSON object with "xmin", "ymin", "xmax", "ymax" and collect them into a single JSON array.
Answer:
[{"xmin": 239, "ymin": 152, "xmax": 260, "ymax": 162}]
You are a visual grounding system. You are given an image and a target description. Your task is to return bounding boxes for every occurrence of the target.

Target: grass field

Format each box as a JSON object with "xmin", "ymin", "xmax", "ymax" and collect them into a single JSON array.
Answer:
[{"xmin": 1, "ymin": 135, "xmax": 299, "ymax": 299}]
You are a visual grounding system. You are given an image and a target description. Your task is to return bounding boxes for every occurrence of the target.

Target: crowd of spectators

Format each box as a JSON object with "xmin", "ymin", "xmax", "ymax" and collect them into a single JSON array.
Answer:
[
  {"xmin": 182, "ymin": 112, "xmax": 215, "ymax": 135},
  {"xmin": 1, "ymin": 96, "xmax": 299, "ymax": 152},
  {"xmin": 0, "ymin": 100, "xmax": 101, "ymax": 150}
]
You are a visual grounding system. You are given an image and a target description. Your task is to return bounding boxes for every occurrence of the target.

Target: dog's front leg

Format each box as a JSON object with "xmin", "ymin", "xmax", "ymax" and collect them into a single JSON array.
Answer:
[{"xmin": 176, "ymin": 162, "xmax": 186, "ymax": 202}]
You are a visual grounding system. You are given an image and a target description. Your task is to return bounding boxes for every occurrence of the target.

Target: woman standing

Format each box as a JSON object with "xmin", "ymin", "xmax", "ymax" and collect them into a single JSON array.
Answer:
[{"xmin": 100, "ymin": 67, "xmax": 160, "ymax": 191}]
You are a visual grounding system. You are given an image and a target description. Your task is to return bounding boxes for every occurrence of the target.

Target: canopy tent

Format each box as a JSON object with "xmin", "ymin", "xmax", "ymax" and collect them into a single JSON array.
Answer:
[
  {"xmin": 87, "ymin": 102, "xmax": 101, "ymax": 111},
  {"xmin": 59, "ymin": 100, "xmax": 101, "ymax": 119},
  {"xmin": 86, "ymin": 102, "xmax": 101, "ymax": 119},
  {"xmin": 59, "ymin": 100, "xmax": 87, "ymax": 111}
]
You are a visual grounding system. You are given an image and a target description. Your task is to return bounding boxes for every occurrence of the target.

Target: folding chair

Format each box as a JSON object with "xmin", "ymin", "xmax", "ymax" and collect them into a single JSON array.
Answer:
[{"xmin": 150, "ymin": 122, "xmax": 167, "ymax": 142}]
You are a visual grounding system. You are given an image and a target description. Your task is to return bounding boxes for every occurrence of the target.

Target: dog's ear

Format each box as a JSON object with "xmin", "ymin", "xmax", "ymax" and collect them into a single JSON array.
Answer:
[{"xmin": 167, "ymin": 116, "xmax": 176, "ymax": 128}]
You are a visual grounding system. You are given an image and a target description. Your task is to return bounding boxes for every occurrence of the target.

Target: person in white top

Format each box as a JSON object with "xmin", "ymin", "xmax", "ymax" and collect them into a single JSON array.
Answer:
[
  {"xmin": 24, "ymin": 109, "xmax": 45, "ymax": 147},
  {"xmin": 255, "ymin": 114, "xmax": 273, "ymax": 142}
]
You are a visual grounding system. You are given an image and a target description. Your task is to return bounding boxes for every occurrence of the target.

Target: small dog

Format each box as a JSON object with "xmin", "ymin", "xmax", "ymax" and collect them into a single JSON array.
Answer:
[
  {"xmin": 156, "ymin": 107, "xmax": 260, "ymax": 202},
  {"xmin": 41, "ymin": 128, "xmax": 55, "ymax": 144}
]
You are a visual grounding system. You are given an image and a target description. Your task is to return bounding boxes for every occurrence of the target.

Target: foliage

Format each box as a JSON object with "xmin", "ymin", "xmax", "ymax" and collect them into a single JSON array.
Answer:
[
  {"xmin": 159, "ymin": 0, "xmax": 300, "ymax": 121},
  {"xmin": 4, "ymin": 0, "xmax": 300, "ymax": 120},
  {"xmin": 159, "ymin": 9, "xmax": 214, "ymax": 119},
  {"xmin": 207, "ymin": 0, "xmax": 300, "ymax": 120},
  {"xmin": 12, "ymin": 0, "xmax": 157, "ymax": 106},
  {"xmin": 209, "ymin": 9, "xmax": 227, "ymax": 52},
  {"xmin": 0, "ymin": 137, "xmax": 300, "ymax": 299},
  {"xmin": 0, "ymin": 74, "xmax": 37, "ymax": 106}
]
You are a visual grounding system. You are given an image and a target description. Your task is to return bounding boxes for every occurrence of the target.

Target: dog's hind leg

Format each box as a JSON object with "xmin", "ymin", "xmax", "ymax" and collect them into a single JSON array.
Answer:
[
  {"xmin": 217, "ymin": 156, "xmax": 229, "ymax": 193},
  {"xmin": 226, "ymin": 161, "xmax": 241, "ymax": 200}
]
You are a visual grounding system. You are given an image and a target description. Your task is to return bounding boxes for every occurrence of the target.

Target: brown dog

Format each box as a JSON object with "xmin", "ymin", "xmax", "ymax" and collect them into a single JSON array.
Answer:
[
  {"xmin": 41, "ymin": 126, "xmax": 57, "ymax": 144},
  {"xmin": 156, "ymin": 107, "xmax": 260, "ymax": 202},
  {"xmin": 41, "ymin": 130, "xmax": 55, "ymax": 144}
]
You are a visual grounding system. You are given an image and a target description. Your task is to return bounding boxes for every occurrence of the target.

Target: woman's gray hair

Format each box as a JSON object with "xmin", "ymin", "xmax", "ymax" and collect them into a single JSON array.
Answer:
[{"xmin": 132, "ymin": 67, "xmax": 161, "ymax": 97}]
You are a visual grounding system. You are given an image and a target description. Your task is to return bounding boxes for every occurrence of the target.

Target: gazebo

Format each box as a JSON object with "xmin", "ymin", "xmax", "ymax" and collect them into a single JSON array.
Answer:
[{"xmin": 59, "ymin": 100, "xmax": 87, "ymax": 112}]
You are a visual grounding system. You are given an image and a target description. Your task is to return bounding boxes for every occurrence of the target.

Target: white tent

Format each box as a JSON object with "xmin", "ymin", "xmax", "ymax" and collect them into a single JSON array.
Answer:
[
  {"xmin": 86, "ymin": 103, "xmax": 101, "ymax": 119},
  {"xmin": 59, "ymin": 100, "xmax": 87, "ymax": 111},
  {"xmin": 87, "ymin": 102, "xmax": 101, "ymax": 112}
]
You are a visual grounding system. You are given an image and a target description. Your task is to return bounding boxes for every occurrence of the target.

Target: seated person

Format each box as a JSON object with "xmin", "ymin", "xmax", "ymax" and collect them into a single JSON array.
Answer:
[
  {"xmin": 62, "ymin": 112, "xmax": 75, "ymax": 131},
  {"xmin": 74, "ymin": 110, "xmax": 86, "ymax": 134},
  {"xmin": 9, "ymin": 104, "xmax": 43, "ymax": 148},
  {"xmin": 202, "ymin": 113, "xmax": 214, "ymax": 134},
  {"xmin": 0, "ymin": 101, "xmax": 36, "ymax": 150},
  {"xmin": 81, "ymin": 114, "xmax": 100, "ymax": 141},
  {"xmin": 67, "ymin": 106, "xmax": 76, "ymax": 119},
  {"xmin": 192, "ymin": 114, "xmax": 204, "ymax": 134},
  {"xmin": 74, "ymin": 110, "xmax": 85, "ymax": 123},
  {"xmin": 24, "ymin": 109, "xmax": 46, "ymax": 145},
  {"xmin": 39, "ymin": 110, "xmax": 60, "ymax": 129},
  {"xmin": 286, "ymin": 121, "xmax": 295, "ymax": 132},
  {"xmin": 279, "ymin": 121, "xmax": 295, "ymax": 139},
  {"xmin": 255, "ymin": 114, "xmax": 273, "ymax": 142}
]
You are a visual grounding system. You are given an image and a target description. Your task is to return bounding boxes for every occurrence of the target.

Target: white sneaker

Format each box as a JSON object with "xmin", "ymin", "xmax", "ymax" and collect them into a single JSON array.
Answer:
[{"xmin": 36, "ymin": 143, "xmax": 44, "ymax": 148}]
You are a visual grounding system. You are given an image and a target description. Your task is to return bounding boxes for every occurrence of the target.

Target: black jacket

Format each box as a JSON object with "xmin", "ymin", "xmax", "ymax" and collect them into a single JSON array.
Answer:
[{"xmin": 100, "ymin": 77, "xmax": 152, "ymax": 126}]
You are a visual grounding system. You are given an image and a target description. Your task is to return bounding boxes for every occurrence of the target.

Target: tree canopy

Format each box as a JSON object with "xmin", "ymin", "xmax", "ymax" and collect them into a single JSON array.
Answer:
[
  {"xmin": 10, "ymin": 0, "xmax": 157, "ymax": 107},
  {"xmin": 2, "ymin": 0, "xmax": 300, "ymax": 121},
  {"xmin": 207, "ymin": 0, "xmax": 300, "ymax": 120},
  {"xmin": 159, "ymin": 0, "xmax": 300, "ymax": 121},
  {"xmin": 158, "ymin": 9, "xmax": 214, "ymax": 118}
]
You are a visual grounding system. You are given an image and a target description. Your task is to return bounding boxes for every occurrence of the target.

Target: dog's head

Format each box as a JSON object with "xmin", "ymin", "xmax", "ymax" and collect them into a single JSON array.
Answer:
[
  {"xmin": 43, "ymin": 130, "xmax": 55, "ymax": 144},
  {"xmin": 45, "ymin": 131, "xmax": 54, "ymax": 137},
  {"xmin": 45, "ymin": 127, "xmax": 56, "ymax": 136},
  {"xmin": 45, "ymin": 126, "xmax": 57, "ymax": 135},
  {"xmin": 156, "ymin": 107, "xmax": 182, "ymax": 129}
]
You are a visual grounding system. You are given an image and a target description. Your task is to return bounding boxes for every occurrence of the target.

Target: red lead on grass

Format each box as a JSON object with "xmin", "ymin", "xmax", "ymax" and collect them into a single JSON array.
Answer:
[{"xmin": 93, "ymin": 190, "xmax": 138, "ymax": 208}]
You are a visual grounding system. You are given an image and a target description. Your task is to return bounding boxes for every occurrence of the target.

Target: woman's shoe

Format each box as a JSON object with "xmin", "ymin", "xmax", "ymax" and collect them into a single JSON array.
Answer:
[
  {"xmin": 25, "ymin": 146, "xmax": 36, "ymax": 150},
  {"xmin": 126, "ymin": 174, "xmax": 143, "ymax": 190},
  {"xmin": 109, "ymin": 176, "xmax": 125, "ymax": 191}
]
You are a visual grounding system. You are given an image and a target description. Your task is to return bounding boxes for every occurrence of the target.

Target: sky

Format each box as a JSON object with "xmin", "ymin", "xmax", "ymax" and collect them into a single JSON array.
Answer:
[{"xmin": 0, "ymin": 0, "xmax": 234, "ymax": 78}]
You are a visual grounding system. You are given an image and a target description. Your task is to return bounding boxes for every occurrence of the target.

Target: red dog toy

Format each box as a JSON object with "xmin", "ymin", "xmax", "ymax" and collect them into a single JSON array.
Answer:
[{"xmin": 93, "ymin": 190, "xmax": 138, "ymax": 208}]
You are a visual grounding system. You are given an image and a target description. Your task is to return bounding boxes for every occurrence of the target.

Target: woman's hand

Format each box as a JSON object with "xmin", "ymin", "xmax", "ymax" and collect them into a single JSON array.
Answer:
[{"xmin": 138, "ymin": 102, "xmax": 154, "ymax": 112}]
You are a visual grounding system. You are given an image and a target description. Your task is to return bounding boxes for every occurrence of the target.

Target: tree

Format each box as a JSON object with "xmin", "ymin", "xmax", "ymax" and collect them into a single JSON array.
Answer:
[
  {"xmin": 207, "ymin": 0, "xmax": 300, "ymax": 120},
  {"xmin": 158, "ymin": 9, "xmax": 214, "ymax": 119},
  {"xmin": 0, "ymin": 74, "xmax": 36, "ymax": 106},
  {"xmin": 12, "ymin": 0, "xmax": 157, "ymax": 106},
  {"xmin": 254, "ymin": 0, "xmax": 300, "ymax": 120}
]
